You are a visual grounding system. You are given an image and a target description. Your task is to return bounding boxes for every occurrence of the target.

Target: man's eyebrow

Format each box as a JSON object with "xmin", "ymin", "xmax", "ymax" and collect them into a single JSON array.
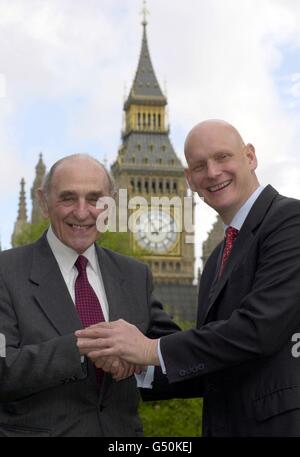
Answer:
[
  {"xmin": 213, "ymin": 149, "xmax": 232, "ymax": 155},
  {"xmin": 86, "ymin": 191, "xmax": 104, "ymax": 198},
  {"xmin": 58, "ymin": 190, "xmax": 77, "ymax": 198}
]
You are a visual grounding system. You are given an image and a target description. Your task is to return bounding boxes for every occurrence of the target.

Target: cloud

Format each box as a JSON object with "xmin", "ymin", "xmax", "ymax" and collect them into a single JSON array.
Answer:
[
  {"xmin": 288, "ymin": 73, "xmax": 300, "ymax": 97},
  {"xmin": 0, "ymin": 73, "xmax": 6, "ymax": 98}
]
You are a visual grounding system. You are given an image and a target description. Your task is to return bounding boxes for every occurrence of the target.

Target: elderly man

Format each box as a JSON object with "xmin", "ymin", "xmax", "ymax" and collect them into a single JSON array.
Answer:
[
  {"xmin": 78, "ymin": 120, "xmax": 300, "ymax": 437},
  {"xmin": 0, "ymin": 154, "xmax": 178, "ymax": 437}
]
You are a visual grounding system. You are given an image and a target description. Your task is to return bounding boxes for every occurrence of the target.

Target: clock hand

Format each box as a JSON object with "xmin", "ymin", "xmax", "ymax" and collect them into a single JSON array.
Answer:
[
  {"xmin": 161, "ymin": 221, "xmax": 173, "ymax": 231},
  {"xmin": 149, "ymin": 220, "xmax": 159, "ymax": 235}
]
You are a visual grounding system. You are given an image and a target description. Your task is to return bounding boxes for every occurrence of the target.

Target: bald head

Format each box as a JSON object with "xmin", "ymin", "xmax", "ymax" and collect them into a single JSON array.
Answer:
[
  {"xmin": 184, "ymin": 119, "xmax": 259, "ymax": 224},
  {"xmin": 184, "ymin": 120, "xmax": 245, "ymax": 163},
  {"xmin": 42, "ymin": 154, "xmax": 115, "ymax": 197}
]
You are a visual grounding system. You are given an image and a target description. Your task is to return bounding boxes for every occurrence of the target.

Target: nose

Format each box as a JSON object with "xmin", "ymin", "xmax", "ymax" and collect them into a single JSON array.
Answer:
[
  {"xmin": 206, "ymin": 160, "xmax": 221, "ymax": 179},
  {"xmin": 73, "ymin": 199, "xmax": 90, "ymax": 220}
]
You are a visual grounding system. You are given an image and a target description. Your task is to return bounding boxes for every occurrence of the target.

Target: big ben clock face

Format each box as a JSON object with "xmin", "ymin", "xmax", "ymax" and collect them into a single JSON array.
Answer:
[{"xmin": 134, "ymin": 209, "xmax": 178, "ymax": 254}]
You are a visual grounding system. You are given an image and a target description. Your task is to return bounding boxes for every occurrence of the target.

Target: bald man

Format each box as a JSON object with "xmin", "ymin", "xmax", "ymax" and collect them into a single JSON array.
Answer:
[
  {"xmin": 78, "ymin": 121, "xmax": 300, "ymax": 436},
  {"xmin": 0, "ymin": 154, "xmax": 179, "ymax": 437}
]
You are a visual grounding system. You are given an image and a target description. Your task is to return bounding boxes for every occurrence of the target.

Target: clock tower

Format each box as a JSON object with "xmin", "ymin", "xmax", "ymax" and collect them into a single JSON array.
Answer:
[{"xmin": 111, "ymin": 13, "xmax": 197, "ymax": 320}]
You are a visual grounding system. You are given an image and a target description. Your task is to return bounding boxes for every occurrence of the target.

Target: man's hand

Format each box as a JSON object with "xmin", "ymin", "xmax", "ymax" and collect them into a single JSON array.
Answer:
[
  {"xmin": 95, "ymin": 355, "xmax": 142, "ymax": 381},
  {"xmin": 75, "ymin": 319, "xmax": 160, "ymax": 366},
  {"xmin": 77, "ymin": 336, "xmax": 142, "ymax": 381}
]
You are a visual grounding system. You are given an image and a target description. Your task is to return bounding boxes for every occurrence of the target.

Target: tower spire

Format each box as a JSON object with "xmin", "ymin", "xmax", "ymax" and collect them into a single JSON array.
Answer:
[
  {"xmin": 124, "ymin": 2, "xmax": 166, "ymax": 115},
  {"xmin": 11, "ymin": 178, "xmax": 28, "ymax": 247},
  {"xmin": 18, "ymin": 178, "xmax": 27, "ymax": 222},
  {"xmin": 31, "ymin": 153, "xmax": 46, "ymax": 224},
  {"xmin": 141, "ymin": 0, "xmax": 149, "ymax": 27}
]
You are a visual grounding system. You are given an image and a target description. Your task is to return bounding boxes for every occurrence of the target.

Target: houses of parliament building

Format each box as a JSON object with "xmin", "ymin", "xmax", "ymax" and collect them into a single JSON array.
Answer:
[{"xmin": 11, "ymin": 12, "xmax": 223, "ymax": 321}]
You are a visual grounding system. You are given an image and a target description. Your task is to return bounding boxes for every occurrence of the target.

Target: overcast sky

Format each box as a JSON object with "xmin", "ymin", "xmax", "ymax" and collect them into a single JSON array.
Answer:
[{"xmin": 0, "ymin": 0, "xmax": 300, "ymax": 270}]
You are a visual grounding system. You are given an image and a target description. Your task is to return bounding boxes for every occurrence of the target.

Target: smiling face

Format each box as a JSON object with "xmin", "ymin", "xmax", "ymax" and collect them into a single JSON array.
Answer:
[
  {"xmin": 38, "ymin": 156, "xmax": 111, "ymax": 254},
  {"xmin": 184, "ymin": 120, "xmax": 259, "ymax": 224}
]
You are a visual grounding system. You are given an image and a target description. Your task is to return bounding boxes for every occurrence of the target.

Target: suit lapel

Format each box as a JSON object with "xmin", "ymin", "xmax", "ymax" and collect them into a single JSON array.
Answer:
[
  {"xmin": 201, "ymin": 185, "xmax": 278, "ymax": 324},
  {"xmin": 30, "ymin": 233, "xmax": 82, "ymax": 335}
]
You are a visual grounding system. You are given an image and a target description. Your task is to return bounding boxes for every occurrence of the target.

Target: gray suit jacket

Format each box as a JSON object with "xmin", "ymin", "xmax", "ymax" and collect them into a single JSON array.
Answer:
[{"xmin": 0, "ymin": 233, "xmax": 178, "ymax": 437}]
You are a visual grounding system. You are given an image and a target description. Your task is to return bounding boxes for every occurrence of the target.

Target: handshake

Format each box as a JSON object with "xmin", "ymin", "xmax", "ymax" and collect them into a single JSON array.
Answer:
[{"xmin": 75, "ymin": 319, "xmax": 160, "ymax": 381}]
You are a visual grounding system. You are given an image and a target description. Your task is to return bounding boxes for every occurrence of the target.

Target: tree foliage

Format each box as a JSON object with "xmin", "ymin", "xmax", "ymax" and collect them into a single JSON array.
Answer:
[
  {"xmin": 140, "ymin": 398, "xmax": 202, "ymax": 437},
  {"xmin": 12, "ymin": 219, "xmax": 50, "ymax": 246}
]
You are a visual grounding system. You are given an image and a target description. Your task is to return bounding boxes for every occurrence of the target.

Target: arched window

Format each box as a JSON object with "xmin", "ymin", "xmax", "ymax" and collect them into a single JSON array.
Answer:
[{"xmin": 153, "ymin": 114, "xmax": 156, "ymax": 128}]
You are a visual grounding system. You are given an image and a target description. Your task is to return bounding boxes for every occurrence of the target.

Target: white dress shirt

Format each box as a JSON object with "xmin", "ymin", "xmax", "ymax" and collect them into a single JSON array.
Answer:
[
  {"xmin": 47, "ymin": 226, "xmax": 109, "ymax": 321},
  {"xmin": 225, "ymin": 185, "xmax": 265, "ymax": 232}
]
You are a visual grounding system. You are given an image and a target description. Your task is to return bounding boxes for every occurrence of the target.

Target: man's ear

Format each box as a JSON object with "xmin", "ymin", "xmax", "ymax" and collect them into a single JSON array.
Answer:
[
  {"xmin": 37, "ymin": 189, "xmax": 50, "ymax": 218},
  {"xmin": 184, "ymin": 168, "xmax": 196, "ymax": 192},
  {"xmin": 246, "ymin": 143, "xmax": 258, "ymax": 171}
]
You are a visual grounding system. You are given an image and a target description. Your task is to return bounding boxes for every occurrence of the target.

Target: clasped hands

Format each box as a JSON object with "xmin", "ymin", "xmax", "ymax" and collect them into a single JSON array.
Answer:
[{"xmin": 75, "ymin": 319, "xmax": 159, "ymax": 382}]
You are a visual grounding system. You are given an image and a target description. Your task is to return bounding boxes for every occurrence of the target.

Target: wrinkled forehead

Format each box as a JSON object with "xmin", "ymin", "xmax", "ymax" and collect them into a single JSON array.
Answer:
[{"xmin": 51, "ymin": 159, "xmax": 110, "ymax": 194}]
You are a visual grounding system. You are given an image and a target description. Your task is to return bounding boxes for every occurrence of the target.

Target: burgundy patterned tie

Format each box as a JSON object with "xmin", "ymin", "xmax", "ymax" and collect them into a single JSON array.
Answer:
[
  {"xmin": 219, "ymin": 226, "xmax": 239, "ymax": 277},
  {"xmin": 75, "ymin": 255, "xmax": 105, "ymax": 388}
]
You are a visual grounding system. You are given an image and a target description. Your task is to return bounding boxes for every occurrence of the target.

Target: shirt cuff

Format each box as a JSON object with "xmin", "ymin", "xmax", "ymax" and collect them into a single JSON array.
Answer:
[
  {"xmin": 135, "ymin": 365, "xmax": 155, "ymax": 389},
  {"xmin": 158, "ymin": 338, "xmax": 167, "ymax": 374}
]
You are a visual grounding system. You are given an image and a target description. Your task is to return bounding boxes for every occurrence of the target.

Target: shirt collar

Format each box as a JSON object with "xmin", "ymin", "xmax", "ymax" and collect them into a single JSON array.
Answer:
[
  {"xmin": 46, "ymin": 226, "xmax": 98, "ymax": 274},
  {"xmin": 225, "ymin": 185, "xmax": 265, "ymax": 232}
]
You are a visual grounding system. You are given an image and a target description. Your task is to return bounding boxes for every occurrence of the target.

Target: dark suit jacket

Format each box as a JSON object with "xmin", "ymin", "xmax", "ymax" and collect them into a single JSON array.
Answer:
[
  {"xmin": 152, "ymin": 185, "xmax": 300, "ymax": 436},
  {"xmin": 0, "ymin": 233, "xmax": 178, "ymax": 437}
]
